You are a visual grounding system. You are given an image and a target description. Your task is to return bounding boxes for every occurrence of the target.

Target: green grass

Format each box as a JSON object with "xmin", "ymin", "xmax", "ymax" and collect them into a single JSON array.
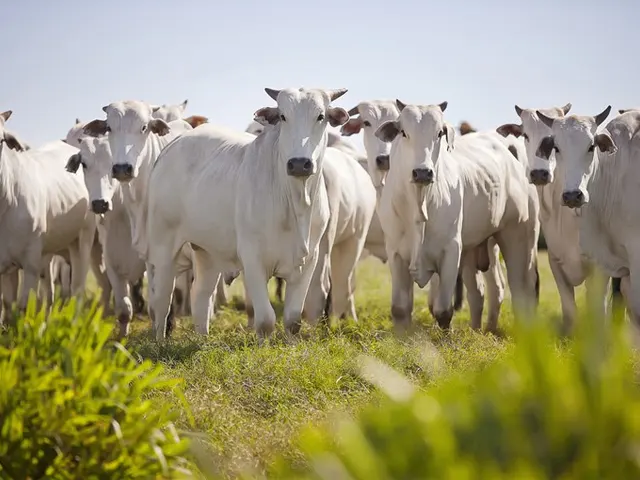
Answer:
[{"xmin": 97, "ymin": 252, "xmax": 586, "ymax": 478}]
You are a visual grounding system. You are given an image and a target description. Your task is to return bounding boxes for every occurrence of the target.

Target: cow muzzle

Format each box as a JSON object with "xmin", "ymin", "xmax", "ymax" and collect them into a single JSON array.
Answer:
[
  {"xmin": 411, "ymin": 167, "xmax": 434, "ymax": 185},
  {"xmin": 561, "ymin": 190, "xmax": 585, "ymax": 208},
  {"xmin": 91, "ymin": 199, "xmax": 111, "ymax": 214},
  {"xmin": 286, "ymin": 157, "xmax": 314, "ymax": 178},
  {"xmin": 529, "ymin": 169, "xmax": 551, "ymax": 186},
  {"xmin": 112, "ymin": 163, "xmax": 134, "ymax": 182},
  {"xmin": 375, "ymin": 154, "xmax": 390, "ymax": 171}
]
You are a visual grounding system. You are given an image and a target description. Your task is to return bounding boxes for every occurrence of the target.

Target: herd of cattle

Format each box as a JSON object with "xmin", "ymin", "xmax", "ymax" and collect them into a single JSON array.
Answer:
[{"xmin": 0, "ymin": 87, "xmax": 637, "ymax": 342}]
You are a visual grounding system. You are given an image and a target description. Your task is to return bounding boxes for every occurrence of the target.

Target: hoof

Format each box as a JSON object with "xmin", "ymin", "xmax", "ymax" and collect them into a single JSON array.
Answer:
[{"xmin": 435, "ymin": 309, "xmax": 453, "ymax": 329}]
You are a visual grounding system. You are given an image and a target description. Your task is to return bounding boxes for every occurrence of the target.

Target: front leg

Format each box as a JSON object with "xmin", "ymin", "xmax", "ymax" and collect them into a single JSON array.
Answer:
[
  {"xmin": 284, "ymin": 246, "xmax": 322, "ymax": 334},
  {"xmin": 389, "ymin": 252, "xmax": 415, "ymax": 327},
  {"xmin": 434, "ymin": 241, "xmax": 462, "ymax": 329},
  {"xmin": 547, "ymin": 253, "xmax": 577, "ymax": 336},
  {"xmin": 240, "ymin": 251, "xmax": 276, "ymax": 341}
]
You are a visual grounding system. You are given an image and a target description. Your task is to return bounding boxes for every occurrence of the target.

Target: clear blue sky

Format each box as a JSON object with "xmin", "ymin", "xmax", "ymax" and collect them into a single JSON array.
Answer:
[{"xmin": 1, "ymin": 0, "xmax": 635, "ymax": 149}]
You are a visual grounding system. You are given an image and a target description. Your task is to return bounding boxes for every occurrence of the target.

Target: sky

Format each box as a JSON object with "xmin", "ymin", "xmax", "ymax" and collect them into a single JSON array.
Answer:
[{"xmin": 1, "ymin": 0, "xmax": 636, "ymax": 150}]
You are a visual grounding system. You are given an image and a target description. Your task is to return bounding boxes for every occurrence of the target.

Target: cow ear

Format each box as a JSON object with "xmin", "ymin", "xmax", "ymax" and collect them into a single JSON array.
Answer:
[
  {"xmin": 3, "ymin": 132, "xmax": 26, "ymax": 152},
  {"xmin": 535, "ymin": 135, "xmax": 556, "ymax": 159},
  {"xmin": 65, "ymin": 153, "xmax": 82, "ymax": 173},
  {"xmin": 179, "ymin": 99, "xmax": 188, "ymax": 111},
  {"xmin": 375, "ymin": 120, "xmax": 401, "ymax": 143},
  {"xmin": 183, "ymin": 115, "xmax": 208, "ymax": 128},
  {"xmin": 327, "ymin": 106, "xmax": 349, "ymax": 127},
  {"xmin": 83, "ymin": 119, "xmax": 109, "ymax": 137},
  {"xmin": 595, "ymin": 132, "xmax": 617, "ymax": 154},
  {"xmin": 496, "ymin": 123, "xmax": 523, "ymax": 138},
  {"xmin": 254, "ymin": 107, "xmax": 280, "ymax": 126},
  {"xmin": 340, "ymin": 117, "xmax": 363, "ymax": 137},
  {"xmin": 443, "ymin": 123, "xmax": 455, "ymax": 152},
  {"xmin": 148, "ymin": 118, "xmax": 170, "ymax": 136}
]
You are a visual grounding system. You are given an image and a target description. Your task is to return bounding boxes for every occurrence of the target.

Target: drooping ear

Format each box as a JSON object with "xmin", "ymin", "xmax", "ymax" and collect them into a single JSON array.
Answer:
[
  {"xmin": 3, "ymin": 132, "xmax": 26, "ymax": 152},
  {"xmin": 496, "ymin": 123, "xmax": 523, "ymax": 138},
  {"xmin": 254, "ymin": 107, "xmax": 280, "ymax": 126},
  {"xmin": 83, "ymin": 119, "xmax": 109, "ymax": 137},
  {"xmin": 1, "ymin": 110, "xmax": 12, "ymax": 122},
  {"xmin": 65, "ymin": 152, "xmax": 82, "ymax": 173},
  {"xmin": 459, "ymin": 121, "xmax": 476, "ymax": 136},
  {"xmin": 594, "ymin": 105, "xmax": 612, "ymax": 127},
  {"xmin": 375, "ymin": 120, "xmax": 401, "ymax": 143},
  {"xmin": 148, "ymin": 118, "xmax": 171, "ymax": 136},
  {"xmin": 327, "ymin": 106, "xmax": 350, "ymax": 127},
  {"xmin": 340, "ymin": 117, "xmax": 363, "ymax": 136},
  {"xmin": 535, "ymin": 135, "xmax": 557, "ymax": 159},
  {"xmin": 179, "ymin": 99, "xmax": 188, "ymax": 111},
  {"xmin": 183, "ymin": 115, "xmax": 208, "ymax": 128},
  {"xmin": 536, "ymin": 110, "xmax": 555, "ymax": 129},
  {"xmin": 443, "ymin": 123, "xmax": 455, "ymax": 152},
  {"xmin": 595, "ymin": 132, "xmax": 617, "ymax": 154}
]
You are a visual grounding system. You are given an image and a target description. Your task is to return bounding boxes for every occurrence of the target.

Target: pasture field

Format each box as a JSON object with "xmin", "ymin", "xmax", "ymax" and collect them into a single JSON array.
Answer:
[{"xmin": 95, "ymin": 250, "xmax": 576, "ymax": 478}]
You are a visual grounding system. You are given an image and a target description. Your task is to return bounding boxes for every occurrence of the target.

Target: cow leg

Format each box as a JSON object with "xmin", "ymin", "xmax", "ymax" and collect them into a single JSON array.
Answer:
[
  {"xmin": 461, "ymin": 259, "xmax": 484, "ymax": 330},
  {"xmin": 283, "ymin": 248, "xmax": 322, "ymax": 335},
  {"xmin": 243, "ymin": 278, "xmax": 255, "ymax": 329},
  {"xmin": 148, "ymin": 259, "xmax": 177, "ymax": 342},
  {"xmin": 303, "ymin": 233, "xmax": 331, "ymax": 325},
  {"xmin": 619, "ymin": 276, "xmax": 635, "ymax": 324},
  {"xmin": 18, "ymin": 266, "xmax": 40, "ymax": 312},
  {"xmin": 214, "ymin": 274, "xmax": 228, "ymax": 312},
  {"xmin": 584, "ymin": 269, "xmax": 609, "ymax": 323},
  {"xmin": 428, "ymin": 274, "xmax": 438, "ymax": 317},
  {"xmin": 453, "ymin": 273, "xmax": 464, "ymax": 311},
  {"xmin": 330, "ymin": 236, "xmax": 362, "ymax": 321},
  {"xmin": 433, "ymin": 242, "xmax": 462, "ymax": 329},
  {"xmin": 547, "ymin": 253, "xmax": 576, "ymax": 335},
  {"xmin": 130, "ymin": 277, "xmax": 146, "ymax": 315},
  {"xmin": 241, "ymin": 259, "xmax": 276, "ymax": 340},
  {"xmin": 484, "ymin": 241, "xmax": 505, "ymax": 333},
  {"xmin": 39, "ymin": 255, "xmax": 55, "ymax": 312},
  {"xmin": 69, "ymin": 229, "xmax": 94, "ymax": 299},
  {"xmin": 90, "ymin": 240, "xmax": 112, "ymax": 314},
  {"xmin": 1, "ymin": 272, "xmax": 19, "ymax": 326},
  {"xmin": 105, "ymin": 262, "xmax": 132, "ymax": 338},
  {"xmin": 189, "ymin": 251, "xmax": 219, "ymax": 336},
  {"xmin": 389, "ymin": 252, "xmax": 415, "ymax": 327},
  {"xmin": 58, "ymin": 258, "xmax": 72, "ymax": 302}
]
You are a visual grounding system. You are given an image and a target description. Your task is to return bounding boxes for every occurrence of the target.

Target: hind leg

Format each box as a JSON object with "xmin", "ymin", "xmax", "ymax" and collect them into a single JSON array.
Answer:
[
  {"xmin": 303, "ymin": 233, "xmax": 330, "ymax": 325},
  {"xmin": 148, "ymin": 255, "xmax": 177, "ymax": 342},
  {"xmin": 461, "ymin": 251, "xmax": 484, "ymax": 330},
  {"xmin": 330, "ymin": 236, "xmax": 364, "ymax": 321},
  {"xmin": 484, "ymin": 241, "xmax": 505, "ymax": 333}
]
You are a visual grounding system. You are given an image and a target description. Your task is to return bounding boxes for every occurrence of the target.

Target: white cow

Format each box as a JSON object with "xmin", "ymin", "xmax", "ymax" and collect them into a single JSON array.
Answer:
[
  {"xmin": 496, "ymin": 103, "xmax": 612, "ymax": 334},
  {"xmin": 340, "ymin": 101, "xmax": 510, "ymax": 330},
  {"xmin": 373, "ymin": 100, "xmax": 538, "ymax": 328},
  {"xmin": 0, "ymin": 110, "xmax": 96, "ymax": 313},
  {"xmin": 81, "ymin": 101, "xmax": 194, "ymax": 336},
  {"xmin": 64, "ymin": 136, "xmax": 147, "ymax": 337},
  {"xmin": 533, "ymin": 106, "xmax": 633, "ymax": 321},
  {"xmin": 139, "ymin": 87, "xmax": 349, "ymax": 340}
]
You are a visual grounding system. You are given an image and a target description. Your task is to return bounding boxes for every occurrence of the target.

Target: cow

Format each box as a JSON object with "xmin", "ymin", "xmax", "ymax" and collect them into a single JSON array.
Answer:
[
  {"xmin": 0, "ymin": 110, "xmax": 96, "ymax": 315},
  {"xmin": 533, "ymin": 106, "xmax": 634, "ymax": 322},
  {"xmin": 496, "ymin": 103, "xmax": 617, "ymax": 334},
  {"xmin": 81, "ymin": 101, "xmax": 194, "ymax": 336},
  {"xmin": 138, "ymin": 87, "xmax": 349, "ymax": 341},
  {"xmin": 373, "ymin": 100, "xmax": 538, "ymax": 329},
  {"xmin": 340, "ymin": 101, "xmax": 510, "ymax": 330}
]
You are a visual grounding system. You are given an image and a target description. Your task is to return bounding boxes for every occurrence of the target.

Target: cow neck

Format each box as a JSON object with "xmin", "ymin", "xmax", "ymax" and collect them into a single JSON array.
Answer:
[{"xmin": 0, "ymin": 145, "xmax": 21, "ymax": 218}]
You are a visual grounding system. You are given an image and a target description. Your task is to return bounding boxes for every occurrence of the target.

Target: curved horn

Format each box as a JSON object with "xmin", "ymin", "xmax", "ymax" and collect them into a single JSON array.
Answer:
[
  {"xmin": 396, "ymin": 99, "xmax": 406, "ymax": 112},
  {"xmin": 75, "ymin": 118, "xmax": 81, "ymax": 125},
  {"xmin": 560, "ymin": 103, "xmax": 572, "ymax": 115},
  {"xmin": 438, "ymin": 101, "xmax": 448, "ymax": 112},
  {"xmin": 101, "ymin": 105, "xmax": 109, "ymax": 113},
  {"xmin": 594, "ymin": 105, "xmax": 612, "ymax": 127},
  {"xmin": 536, "ymin": 110, "xmax": 555, "ymax": 129},
  {"xmin": 1, "ymin": 110, "xmax": 13, "ymax": 122},
  {"xmin": 348, "ymin": 106, "xmax": 360, "ymax": 116},
  {"xmin": 515, "ymin": 105, "xmax": 523, "ymax": 117},
  {"xmin": 328, "ymin": 88, "xmax": 348, "ymax": 102},
  {"xmin": 265, "ymin": 88, "xmax": 280, "ymax": 101}
]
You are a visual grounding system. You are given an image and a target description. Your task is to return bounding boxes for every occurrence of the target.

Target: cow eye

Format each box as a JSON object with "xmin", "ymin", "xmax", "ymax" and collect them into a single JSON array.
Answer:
[
  {"xmin": 81, "ymin": 161, "xmax": 87, "ymax": 169},
  {"xmin": 363, "ymin": 121, "xmax": 371, "ymax": 127},
  {"xmin": 317, "ymin": 114, "xmax": 325, "ymax": 122},
  {"xmin": 588, "ymin": 144, "xmax": 595, "ymax": 153},
  {"xmin": 401, "ymin": 130, "xmax": 407, "ymax": 138},
  {"xmin": 141, "ymin": 124, "xmax": 148, "ymax": 134},
  {"xmin": 280, "ymin": 114, "xmax": 286, "ymax": 122}
]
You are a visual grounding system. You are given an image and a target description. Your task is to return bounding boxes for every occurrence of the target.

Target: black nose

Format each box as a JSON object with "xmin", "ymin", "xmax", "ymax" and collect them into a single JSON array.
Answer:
[
  {"xmin": 375, "ymin": 155, "xmax": 390, "ymax": 171},
  {"xmin": 112, "ymin": 163, "xmax": 133, "ymax": 178},
  {"xmin": 286, "ymin": 157, "xmax": 314, "ymax": 178},
  {"xmin": 529, "ymin": 169, "xmax": 551, "ymax": 186},
  {"xmin": 91, "ymin": 199, "xmax": 110, "ymax": 214},
  {"xmin": 411, "ymin": 167, "xmax": 434, "ymax": 185},
  {"xmin": 562, "ymin": 190, "xmax": 585, "ymax": 208}
]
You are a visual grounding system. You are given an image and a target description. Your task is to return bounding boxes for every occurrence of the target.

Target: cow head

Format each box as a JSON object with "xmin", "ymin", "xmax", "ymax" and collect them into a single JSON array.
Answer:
[
  {"xmin": 245, "ymin": 120, "xmax": 266, "ymax": 136},
  {"xmin": 496, "ymin": 103, "xmax": 572, "ymax": 186},
  {"xmin": 151, "ymin": 99, "xmax": 188, "ymax": 122},
  {"xmin": 253, "ymin": 87, "xmax": 349, "ymax": 179},
  {"xmin": 0, "ymin": 110, "xmax": 27, "ymax": 153},
  {"xmin": 533, "ymin": 106, "xmax": 615, "ymax": 208},
  {"xmin": 66, "ymin": 136, "xmax": 119, "ymax": 214},
  {"xmin": 340, "ymin": 100, "xmax": 400, "ymax": 188},
  {"xmin": 83, "ymin": 100, "xmax": 171, "ymax": 182},
  {"xmin": 375, "ymin": 100, "xmax": 453, "ymax": 186}
]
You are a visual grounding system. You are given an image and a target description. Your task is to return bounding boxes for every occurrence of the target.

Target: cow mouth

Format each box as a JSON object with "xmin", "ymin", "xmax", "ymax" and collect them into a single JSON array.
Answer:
[{"xmin": 113, "ymin": 173, "xmax": 134, "ymax": 183}]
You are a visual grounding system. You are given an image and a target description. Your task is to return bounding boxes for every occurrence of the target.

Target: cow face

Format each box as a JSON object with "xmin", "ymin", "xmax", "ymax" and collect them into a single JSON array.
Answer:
[
  {"xmin": 0, "ymin": 110, "xmax": 27, "ymax": 153},
  {"xmin": 534, "ymin": 106, "xmax": 616, "ymax": 209},
  {"xmin": 254, "ymin": 87, "xmax": 349, "ymax": 179},
  {"xmin": 151, "ymin": 99, "xmax": 188, "ymax": 122},
  {"xmin": 83, "ymin": 100, "xmax": 171, "ymax": 182},
  {"xmin": 496, "ymin": 103, "xmax": 572, "ymax": 186},
  {"xmin": 66, "ymin": 137, "xmax": 119, "ymax": 214},
  {"xmin": 340, "ymin": 100, "xmax": 400, "ymax": 188},
  {"xmin": 375, "ymin": 100, "xmax": 453, "ymax": 186}
]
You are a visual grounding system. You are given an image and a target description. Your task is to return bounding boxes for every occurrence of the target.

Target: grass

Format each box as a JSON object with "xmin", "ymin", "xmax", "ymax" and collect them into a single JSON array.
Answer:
[{"xmin": 92, "ymin": 251, "xmax": 585, "ymax": 478}]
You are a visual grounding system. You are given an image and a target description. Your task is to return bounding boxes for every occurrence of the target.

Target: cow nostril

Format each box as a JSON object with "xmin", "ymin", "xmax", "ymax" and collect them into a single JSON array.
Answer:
[
  {"xmin": 303, "ymin": 159, "xmax": 313, "ymax": 171},
  {"xmin": 286, "ymin": 161, "xmax": 294, "ymax": 172},
  {"xmin": 412, "ymin": 169, "xmax": 419, "ymax": 181}
]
